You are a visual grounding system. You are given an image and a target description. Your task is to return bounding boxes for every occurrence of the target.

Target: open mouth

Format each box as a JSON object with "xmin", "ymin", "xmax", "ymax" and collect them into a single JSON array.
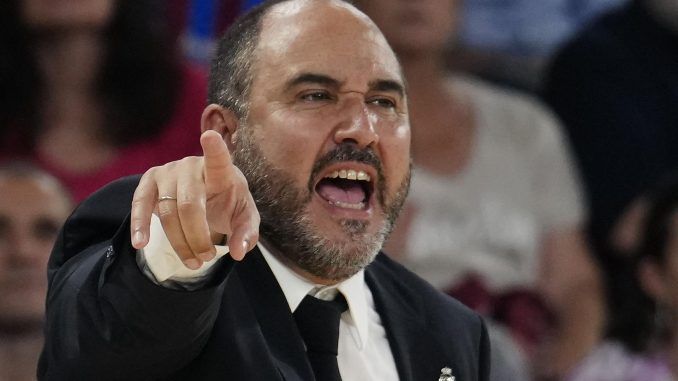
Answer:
[{"xmin": 314, "ymin": 167, "xmax": 374, "ymax": 211}]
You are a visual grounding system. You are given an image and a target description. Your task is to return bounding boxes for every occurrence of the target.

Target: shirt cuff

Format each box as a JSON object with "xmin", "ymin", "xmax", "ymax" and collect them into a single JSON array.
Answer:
[{"xmin": 136, "ymin": 214, "xmax": 229, "ymax": 289}]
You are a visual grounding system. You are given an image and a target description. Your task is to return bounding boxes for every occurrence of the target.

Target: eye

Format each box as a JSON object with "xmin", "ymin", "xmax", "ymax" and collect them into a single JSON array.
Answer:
[
  {"xmin": 300, "ymin": 91, "xmax": 332, "ymax": 102},
  {"xmin": 33, "ymin": 217, "xmax": 60, "ymax": 242},
  {"xmin": 367, "ymin": 97, "xmax": 396, "ymax": 109}
]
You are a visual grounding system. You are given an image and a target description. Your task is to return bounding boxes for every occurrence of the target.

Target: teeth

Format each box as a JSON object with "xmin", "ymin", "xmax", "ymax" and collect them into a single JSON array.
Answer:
[
  {"xmin": 328, "ymin": 200, "xmax": 365, "ymax": 210},
  {"xmin": 324, "ymin": 169, "xmax": 371, "ymax": 182}
]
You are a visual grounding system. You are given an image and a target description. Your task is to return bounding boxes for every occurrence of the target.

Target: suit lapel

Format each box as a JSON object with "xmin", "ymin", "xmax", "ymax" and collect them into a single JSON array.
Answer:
[
  {"xmin": 236, "ymin": 250, "xmax": 455, "ymax": 381},
  {"xmin": 366, "ymin": 264, "xmax": 453, "ymax": 381},
  {"xmin": 236, "ymin": 249, "xmax": 314, "ymax": 381}
]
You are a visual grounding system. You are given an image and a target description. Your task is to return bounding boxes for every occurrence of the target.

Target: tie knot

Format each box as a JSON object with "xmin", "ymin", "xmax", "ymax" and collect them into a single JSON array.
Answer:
[{"xmin": 293, "ymin": 293, "xmax": 347, "ymax": 355}]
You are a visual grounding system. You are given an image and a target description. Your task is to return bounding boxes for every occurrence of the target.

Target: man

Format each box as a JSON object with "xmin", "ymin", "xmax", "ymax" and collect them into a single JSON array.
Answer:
[
  {"xmin": 39, "ymin": 1, "xmax": 490, "ymax": 380},
  {"xmin": 0, "ymin": 162, "xmax": 72, "ymax": 381}
]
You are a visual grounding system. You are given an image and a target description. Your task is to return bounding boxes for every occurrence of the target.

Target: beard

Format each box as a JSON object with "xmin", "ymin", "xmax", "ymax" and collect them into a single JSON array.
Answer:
[{"xmin": 231, "ymin": 125, "xmax": 411, "ymax": 281}]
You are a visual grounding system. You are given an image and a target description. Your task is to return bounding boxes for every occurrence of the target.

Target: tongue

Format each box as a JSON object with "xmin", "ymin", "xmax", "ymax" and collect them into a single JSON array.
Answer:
[{"xmin": 317, "ymin": 179, "xmax": 366, "ymax": 204}]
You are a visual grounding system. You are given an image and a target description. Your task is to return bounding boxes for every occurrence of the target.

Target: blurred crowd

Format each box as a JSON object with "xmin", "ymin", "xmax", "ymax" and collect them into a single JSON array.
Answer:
[{"xmin": 1, "ymin": 0, "xmax": 677, "ymax": 380}]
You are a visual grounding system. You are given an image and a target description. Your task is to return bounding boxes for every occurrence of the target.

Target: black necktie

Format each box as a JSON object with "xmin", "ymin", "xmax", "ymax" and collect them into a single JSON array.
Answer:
[{"xmin": 293, "ymin": 293, "xmax": 348, "ymax": 381}]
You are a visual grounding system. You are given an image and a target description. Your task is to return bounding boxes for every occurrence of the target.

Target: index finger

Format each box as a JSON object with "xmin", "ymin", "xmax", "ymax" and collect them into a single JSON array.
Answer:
[
  {"xmin": 130, "ymin": 170, "xmax": 159, "ymax": 249},
  {"xmin": 201, "ymin": 130, "xmax": 235, "ymax": 195}
]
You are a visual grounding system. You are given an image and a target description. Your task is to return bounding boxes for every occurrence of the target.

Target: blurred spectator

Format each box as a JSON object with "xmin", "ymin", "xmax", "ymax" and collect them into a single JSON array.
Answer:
[
  {"xmin": 354, "ymin": 0, "xmax": 605, "ymax": 378},
  {"xmin": 567, "ymin": 175, "xmax": 678, "ymax": 381},
  {"xmin": 0, "ymin": 0, "xmax": 207, "ymax": 202},
  {"xmin": 0, "ymin": 162, "xmax": 72, "ymax": 381},
  {"xmin": 542, "ymin": 0, "xmax": 678, "ymax": 326},
  {"xmin": 452, "ymin": 0, "xmax": 628, "ymax": 91}
]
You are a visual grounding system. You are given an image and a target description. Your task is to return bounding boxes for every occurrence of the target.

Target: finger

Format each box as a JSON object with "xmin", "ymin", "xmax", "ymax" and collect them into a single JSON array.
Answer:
[
  {"xmin": 226, "ymin": 192, "xmax": 260, "ymax": 261},
  {"xmin": 155, "ymin": 165, "xmax": 202, "ymax": 270},
  {"xmin": 176, "ymin": 163, "xmax": 216, "ymax": 262},
  {"xmin": 201, "ymin": 130, "xmax": 235, "ymax": 195},
  {"xmin": 131, "ymin": 170, "xmax": 158, "ymax": 249}
]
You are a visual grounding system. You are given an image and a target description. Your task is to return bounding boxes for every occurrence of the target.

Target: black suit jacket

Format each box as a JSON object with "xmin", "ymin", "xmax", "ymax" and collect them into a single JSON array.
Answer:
[{"xmin": 39, "ymin": 176, "xmax": 490, "ymax": 380}]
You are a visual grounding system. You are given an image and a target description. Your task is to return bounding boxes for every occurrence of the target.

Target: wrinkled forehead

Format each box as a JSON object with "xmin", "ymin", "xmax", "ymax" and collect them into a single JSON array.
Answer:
[{"xmin": 253, "ymin": 0, "xmax": 403, "ymax": 88}]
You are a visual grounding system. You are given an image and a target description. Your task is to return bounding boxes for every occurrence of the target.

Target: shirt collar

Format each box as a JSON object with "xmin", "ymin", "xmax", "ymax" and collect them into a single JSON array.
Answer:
[{"xmin": 258, "ymin": 243, "xmax": 370, "ymax": 350}]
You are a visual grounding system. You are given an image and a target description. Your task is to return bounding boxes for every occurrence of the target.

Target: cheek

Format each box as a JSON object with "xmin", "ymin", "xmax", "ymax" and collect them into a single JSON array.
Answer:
[
  {"xmin": 254, "ymin": 114, "xmax": 329, "ymax": 183},
  {"xmin": 380, "ymin": 127, "xmax": 411, "ymax": 188}
]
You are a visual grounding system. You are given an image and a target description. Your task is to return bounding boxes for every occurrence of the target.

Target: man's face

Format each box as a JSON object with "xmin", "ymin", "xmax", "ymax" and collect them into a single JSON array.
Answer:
[
  {"xmin": 0, "ymin": 176, "xmax": 70, "ymax": 331},
  {"xmin": 232, "ymin": 0, "xmax": 411, "ymax": 282}
]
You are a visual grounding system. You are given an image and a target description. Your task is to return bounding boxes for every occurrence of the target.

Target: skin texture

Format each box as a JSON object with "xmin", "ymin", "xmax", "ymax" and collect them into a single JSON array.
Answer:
[{"xmin": 131, "ymin": 0, "xmax": 411, "ymax": 285}]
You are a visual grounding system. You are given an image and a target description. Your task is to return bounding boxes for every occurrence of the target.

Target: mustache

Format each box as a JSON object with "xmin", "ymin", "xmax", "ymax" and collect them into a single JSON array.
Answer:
[{"xmin": 308, "ymin": 143, "xmax": 385, "ymax": 201}]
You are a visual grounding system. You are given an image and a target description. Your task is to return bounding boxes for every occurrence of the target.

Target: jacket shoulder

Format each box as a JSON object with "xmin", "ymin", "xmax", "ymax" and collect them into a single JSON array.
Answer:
[
  {"xmin": 369, "ymin": 253, "xmax": 482, "ymax": 326},
  {"xmin": 54, "ymin": 175, "xmax": 141, "ymax": 267}
]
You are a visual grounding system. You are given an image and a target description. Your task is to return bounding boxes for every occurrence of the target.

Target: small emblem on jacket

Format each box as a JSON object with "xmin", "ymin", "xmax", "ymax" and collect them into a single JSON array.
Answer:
[{"xmin": 438, "ymin": 367, "xmax": 455, "ymax": 381}]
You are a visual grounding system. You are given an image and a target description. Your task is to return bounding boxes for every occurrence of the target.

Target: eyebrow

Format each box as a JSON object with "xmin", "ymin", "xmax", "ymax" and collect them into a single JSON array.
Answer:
[
  {"xmin": 284, "ymin": 73, "xmax": 406, "ymax": 98},
  {"xmin": 369, "ymin": 79, "xmax": 405, "ymax": 98},
  {"xmin": 284, "ymin": 73, "xmax": 341, "ymax": 92}
]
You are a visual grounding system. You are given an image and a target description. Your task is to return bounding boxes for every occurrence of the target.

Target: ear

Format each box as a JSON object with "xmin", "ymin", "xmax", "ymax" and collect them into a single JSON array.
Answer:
[
  {"xmin": 639, "ymin": 258, "xmax": 668, "ymax": 303},
  {"xmin": 200, "ymin": 104, "xmax": 240, "ymax": 152}
]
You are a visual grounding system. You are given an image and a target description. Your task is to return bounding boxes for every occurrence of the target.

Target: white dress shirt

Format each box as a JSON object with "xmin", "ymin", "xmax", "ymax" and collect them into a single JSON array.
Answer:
[{"xmin": 138, "ymin": 214, "xmax": 400, "ymax": 380}]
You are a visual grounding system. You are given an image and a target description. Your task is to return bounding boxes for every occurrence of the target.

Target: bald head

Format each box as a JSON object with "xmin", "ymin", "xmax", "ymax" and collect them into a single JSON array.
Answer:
[{"xmin": 207, "ymin": 0, "xmax": 402, "ymax": 121}]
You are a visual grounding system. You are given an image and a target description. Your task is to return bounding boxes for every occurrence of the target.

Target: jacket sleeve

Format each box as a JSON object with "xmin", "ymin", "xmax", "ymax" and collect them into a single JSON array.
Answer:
[
  {"xmin": 478, "ymin": 316, "xmax": 491, "ymax": 381},
  {"xmin": 38, "ymin": 176, "xmax": 235, "ymax": 381}
]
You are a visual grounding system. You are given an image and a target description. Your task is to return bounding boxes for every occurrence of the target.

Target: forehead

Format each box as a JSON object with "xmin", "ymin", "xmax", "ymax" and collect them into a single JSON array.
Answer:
[
  {"xmin": 254, "ymin": 0, "xmax": 403, "ymax": 88},
  {"xmin": 0, "ymin": 177, "xmax": 70, "ymax": 218}
]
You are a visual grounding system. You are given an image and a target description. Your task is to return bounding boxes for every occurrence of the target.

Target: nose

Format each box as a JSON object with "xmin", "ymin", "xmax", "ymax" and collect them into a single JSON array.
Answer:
[{"xmin": 333, "ymin": 97, "xmax": 380, "ymax": 149}]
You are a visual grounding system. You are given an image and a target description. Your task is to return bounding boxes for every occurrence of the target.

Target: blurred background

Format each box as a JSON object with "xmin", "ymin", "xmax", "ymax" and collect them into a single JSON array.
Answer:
[{"xmin": 3, "ymin": 0, "xmax": 678, "ymax": 380}]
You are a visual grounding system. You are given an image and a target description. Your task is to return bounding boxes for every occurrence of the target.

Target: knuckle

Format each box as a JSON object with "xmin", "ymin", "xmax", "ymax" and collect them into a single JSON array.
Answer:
[
  {"xmin": 157, "ymin": 204, "xmax": 175, "ymax": 218},
  {"xmin": 177, "ymin": 201, "xmax": 201, "ymax": 216},
  {"xmin": 178, "ymin": 155, "xmax": 202, "ymax": 168},
  {"xmin": 131, "ymin": 198, "xmax": 148, "ymax": 209},
  {"xmin": 173, "ymin": 244, "xmax": 194, "ymax": 259},
  {"xmin": 177, "ymin": 156, "xmax": 194, "ymax": 166},
  {"xmin": 195, "ymin": 242, "xmax": 214, "ymax": 255},
  {"xmin": 143, "ymin": 166, "xmax": 159, "ymax": 177},
  {"xmin": 130, "ymin": 215, "xmax": 146, "ymax": 226}
]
